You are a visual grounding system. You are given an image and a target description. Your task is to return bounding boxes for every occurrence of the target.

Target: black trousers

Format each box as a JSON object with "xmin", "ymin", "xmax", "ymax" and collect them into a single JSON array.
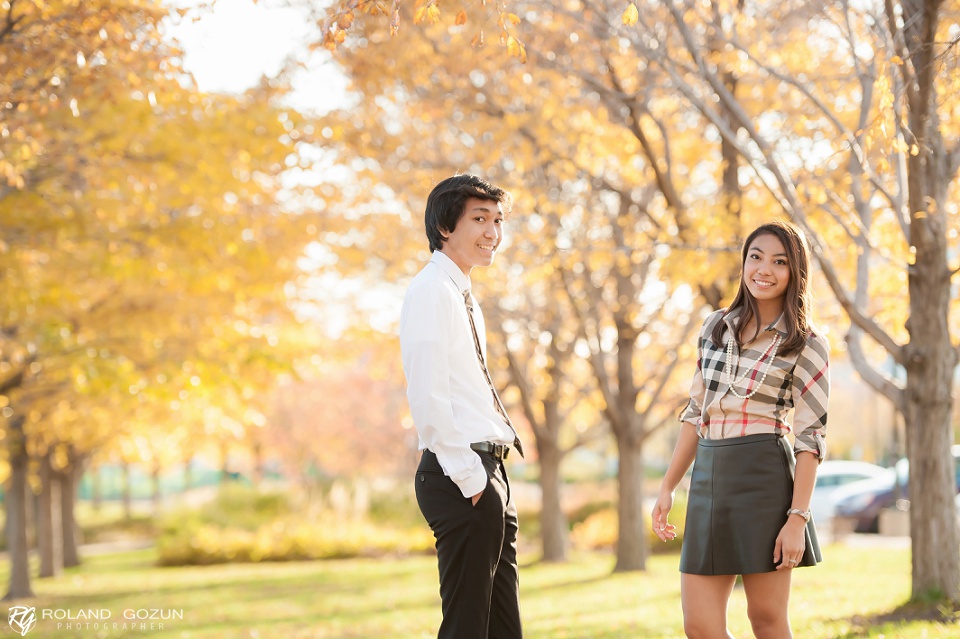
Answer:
[{"xmin": 415, "ymin": 449, "xmax": 522, "ymax": 639}]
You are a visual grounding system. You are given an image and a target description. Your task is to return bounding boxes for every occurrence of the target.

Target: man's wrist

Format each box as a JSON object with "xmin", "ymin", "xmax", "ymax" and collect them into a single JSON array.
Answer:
[{"xmin": 457, "ymin": 467, "xmax": 488, "ymax": 499}]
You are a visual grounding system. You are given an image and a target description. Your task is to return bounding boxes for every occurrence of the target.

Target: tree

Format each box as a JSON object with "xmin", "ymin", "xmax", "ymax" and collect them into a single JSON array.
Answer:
[
  {"xmin": 598, "ymin": 0, "xmax": 960, "ymax": 598},
  {"xmin": 487, "ymin": 196, "xmax": 606, "ymax": 563},
  {"xmin": 1, "ymin": 2, "xmax": 318, "ymax": 599},
  {"xmin": 272, "ymin": 347, "xmax": 412, "ymax": 481},
  {"xmin": 554, "ymin": 191, "xmax": 699, "ymax": 571},
  {"xmin": 1, "ymin": 0, "xmax": 171, "ymax": 598}
]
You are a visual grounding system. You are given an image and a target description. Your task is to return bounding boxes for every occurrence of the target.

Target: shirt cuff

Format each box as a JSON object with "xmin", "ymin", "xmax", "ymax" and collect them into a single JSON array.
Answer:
[
  {"xmin": 795, "ymin": 432, "xmax": 825, "ymax": 463},
  {"xmin": 454, "ymin": 465, "xmax": 489, "ymax": 499},
  {"xmin": 678, "ymin": 400, "xmax": 701, "ymax": 425}
]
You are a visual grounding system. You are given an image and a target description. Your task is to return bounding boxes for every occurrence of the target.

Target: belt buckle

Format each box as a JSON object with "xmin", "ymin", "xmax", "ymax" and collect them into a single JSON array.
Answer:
[{"xmin": 497, "ymin": 444, "xmax": 509, "ymax": 460}]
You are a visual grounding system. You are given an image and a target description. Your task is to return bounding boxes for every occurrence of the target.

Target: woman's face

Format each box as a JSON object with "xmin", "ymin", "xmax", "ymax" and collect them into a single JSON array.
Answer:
[{"xmin": 743, "ymin": 233, "xmax": 790, "ymax": 305}]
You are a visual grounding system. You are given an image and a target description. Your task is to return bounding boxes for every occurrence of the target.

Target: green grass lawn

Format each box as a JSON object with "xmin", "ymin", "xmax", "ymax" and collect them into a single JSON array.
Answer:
[{"xmin": 3, "ymin": 543, "xmax": 957, "ymax": 638}]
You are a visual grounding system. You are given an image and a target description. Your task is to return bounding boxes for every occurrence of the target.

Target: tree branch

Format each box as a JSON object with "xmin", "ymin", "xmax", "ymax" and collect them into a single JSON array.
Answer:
[
  {"xmin": 501, "ymin": 334, "xmax": 545, "ymax": 441},
  {"xmin": 637, "ymin": 312, "xmax": 699, "ymax": 414},
  {"xmin": 557, "ymin": 262, "xmax": 623, "ymax": 433},
  {"xmin": 846, "ymin": 329, "xmax": 905, "ymax": 413},
  {"xmin": 654, "ymin": 0, "xmax": 906, "ymax": 365}
]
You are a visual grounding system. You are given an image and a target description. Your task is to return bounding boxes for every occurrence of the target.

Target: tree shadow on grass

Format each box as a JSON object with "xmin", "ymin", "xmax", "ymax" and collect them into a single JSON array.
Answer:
[{"xmin": 833, "ymin": 599, "xmax": 959, "ymax": 638}]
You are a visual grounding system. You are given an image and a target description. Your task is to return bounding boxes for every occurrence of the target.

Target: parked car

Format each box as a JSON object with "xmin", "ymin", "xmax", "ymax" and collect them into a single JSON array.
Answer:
[
  {"xmin": 809, "ymin": 460, "xmax": 889, "ymax": 525},
  {"xmin": 832, "ymin": 445, "xmax": 960, "ymax": 533}
]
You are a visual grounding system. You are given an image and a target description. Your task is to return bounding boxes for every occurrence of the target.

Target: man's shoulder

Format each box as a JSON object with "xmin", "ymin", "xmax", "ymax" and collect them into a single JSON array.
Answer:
[
  {"xmin": 405, "ymin": 263, "xmax": 458, "ymax": 302},
  {"xmin": 400, "ymin": 264, "xmax": 460, "ymax": 339}
]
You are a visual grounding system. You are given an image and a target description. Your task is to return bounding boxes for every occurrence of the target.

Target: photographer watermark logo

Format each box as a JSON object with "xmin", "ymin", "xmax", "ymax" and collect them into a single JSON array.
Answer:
[{"xmin": 8, "ymin": 605, "xmax": 36, "ymax": 636}]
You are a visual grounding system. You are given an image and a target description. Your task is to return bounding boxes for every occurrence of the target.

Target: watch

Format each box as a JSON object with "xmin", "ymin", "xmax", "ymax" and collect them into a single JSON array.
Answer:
[{"xmin": 786, "ymin": 508, "xmax": 812, "ymax": 522}]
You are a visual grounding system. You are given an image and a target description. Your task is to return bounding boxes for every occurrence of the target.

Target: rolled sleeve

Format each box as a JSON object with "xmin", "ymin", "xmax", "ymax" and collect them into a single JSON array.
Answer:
[
  {"xmin": 679, "ymin": 321, "xmax": 708, "ymax": 428},
  {"xmin": 792, "ymin": 332, "xmax": 830, "ymax": 462},
  {"xmin": 679, "ymin": 364, "xmax": 705, "ymax": 427}
]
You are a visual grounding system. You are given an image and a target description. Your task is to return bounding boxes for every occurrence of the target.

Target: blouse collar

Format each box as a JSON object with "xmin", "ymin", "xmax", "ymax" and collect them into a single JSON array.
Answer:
[{"xmin": 722, "ymin": 306, "xmax": 788, "ymax": 339}]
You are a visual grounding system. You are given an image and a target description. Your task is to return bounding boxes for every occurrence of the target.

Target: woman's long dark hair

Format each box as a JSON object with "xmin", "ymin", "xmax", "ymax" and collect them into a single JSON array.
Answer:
[{"xmin": 711, "ymin": 220, "xmax": 812, "ymax": 356}]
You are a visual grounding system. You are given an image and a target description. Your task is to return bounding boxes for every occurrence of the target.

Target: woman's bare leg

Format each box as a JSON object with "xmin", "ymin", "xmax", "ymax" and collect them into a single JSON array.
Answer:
[{"xmin": 680, "ymin": 573, "xmax": 738, "ymax": 639}]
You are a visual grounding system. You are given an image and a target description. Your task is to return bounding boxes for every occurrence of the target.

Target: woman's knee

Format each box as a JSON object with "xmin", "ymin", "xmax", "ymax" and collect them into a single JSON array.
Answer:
[
  {"xmin": 746, "ymin": 606, "xmax": 790, "ymax": 639},
  {"xmin": 682, "ymin": 618, "xmax": 711, "ymax": 639},
  {"xmin": 683, "ymin": 618, "xmax": 731, "ymax": 639},
  {"xmin": 681, "ymin": 573, "xmax": 737, "ymax": 639},
  {"xmin": 743, "ymin": 572, "xmax": 792, "ymax": 638}
]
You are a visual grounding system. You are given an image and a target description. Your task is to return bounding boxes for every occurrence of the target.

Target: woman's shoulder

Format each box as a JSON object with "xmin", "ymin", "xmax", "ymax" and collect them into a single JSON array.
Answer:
[
  {"xmin": 694, "ymin": 308, "xmax": 729, "ymax": 345},
  {"xmin": 700, "ymin": 308, "xmax": 728, "ymax": 332},
  {"xmin": 801, "ymin": 326, "xmax": 831, "ymax": 360}
]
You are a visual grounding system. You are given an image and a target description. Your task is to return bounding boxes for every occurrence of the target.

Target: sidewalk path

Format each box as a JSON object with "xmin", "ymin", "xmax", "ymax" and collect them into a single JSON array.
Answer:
[{"xmin": 0, "ymin": 538, "xmax": 153, "ymax": 561}]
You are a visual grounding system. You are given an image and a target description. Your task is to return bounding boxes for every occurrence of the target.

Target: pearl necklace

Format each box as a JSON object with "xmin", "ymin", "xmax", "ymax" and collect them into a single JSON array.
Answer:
[{"xmin": 724, "ymin": 333, "xmax": 781, "ymax": 399}]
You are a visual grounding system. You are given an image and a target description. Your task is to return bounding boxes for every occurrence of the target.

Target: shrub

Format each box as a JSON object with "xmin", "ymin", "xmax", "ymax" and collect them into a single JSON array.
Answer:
[
  {"xmin": 82, "ymin": 514, "xmax": 156, "ymax": 544},
  {"xmin": 367, "ymin": 488, "xmax": 424, "ymax": 528},
  {"xmin": 156, "ymin": 519, "xmax": 435, "ymax": 566},
  {"xmin": 155, "ymin": 484, "xmax": 438, "ymax": 566},
  {"xmin": 570, "ymin": 508, "xmax": 618, "ymax": 551},
  {"xmin": 567, "ymin": 499, "xmax": 615, "ymax": 527},
  {"xmin": 194, "ymin": 483, "xmax": 292, "ymax": 531}
]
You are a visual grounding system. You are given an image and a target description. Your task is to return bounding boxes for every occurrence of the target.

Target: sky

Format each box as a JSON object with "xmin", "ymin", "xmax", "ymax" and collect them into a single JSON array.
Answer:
[
  {"xmin": 165, "ymin": 0, "xmax": 349, "ymax": 112},
  {"xmin": 164, "ymin": 1, "xmax": 376, "ymax": 335}
]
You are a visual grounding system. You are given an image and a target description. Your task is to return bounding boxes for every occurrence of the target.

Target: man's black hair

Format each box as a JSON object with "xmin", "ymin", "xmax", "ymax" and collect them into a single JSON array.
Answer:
[{"xmin": 424, "ymin": 174, "xmax": 509, "ymax": 252}]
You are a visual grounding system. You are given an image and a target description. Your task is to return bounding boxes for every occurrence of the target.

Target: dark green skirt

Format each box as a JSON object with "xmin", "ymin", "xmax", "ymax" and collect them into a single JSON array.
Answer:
[{"xmin": 679, "ymin": 433, "xmax": 822, "ymax": 575}]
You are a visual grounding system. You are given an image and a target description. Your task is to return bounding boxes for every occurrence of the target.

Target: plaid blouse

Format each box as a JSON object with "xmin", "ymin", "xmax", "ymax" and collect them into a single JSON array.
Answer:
[{"xmin": 679, "ymin": 308, "xmax": 830, "ymax": 461}]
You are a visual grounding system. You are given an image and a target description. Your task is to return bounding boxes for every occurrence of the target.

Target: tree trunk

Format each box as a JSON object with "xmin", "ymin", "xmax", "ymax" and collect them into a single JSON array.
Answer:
[
  {"xmin": 4, "ymin": 415, "xmax": 34, "ymax": 600},
  {"xmin": 499, "ymin": 319, "xmax": 574, "ymax": 564},
  {"xmin": 61, "ymin": 462, "xmax": 82, "ymax": 568},
  {"xmin": 91, "ymin": 464, "xmax": 102, "ymax": 512},
  {"xmin": 898, "ymin": 0, "xmax": 959, "ymax": 600},
  {"xmin": 536, "ymin": 435, "xmax": 567, "ymax": 562},
  {"xmin": 121, "ymin": 460, "xmax": 132, "ymax": 521},
  {"xmin": 27, "ymin": 479, "xmax": 38, "ymax": 551},
  {"xmin": 904, "ymin": 383, "xmax": 957, "ymax": 598},
  {"xmin": 614, "ymin": 431, "xmax": 646, "ymax": 572},
  {"xmin": 903, "ymin": 179, "xmax": 958, "ymax": 599},
  {"xmin": 220, "ymin": 442, "xmax": 230, "ymax": 483},
  {"xmin": 151, "ymin": 463, "xmax": 162, "ymax": 517},
  {"xmin": 38, "ymin": 453, "xmax": 63, "ymax": 578},
  {"xmin": 253, "ymin": 441, "xmax": 264, "ymax": 487}
]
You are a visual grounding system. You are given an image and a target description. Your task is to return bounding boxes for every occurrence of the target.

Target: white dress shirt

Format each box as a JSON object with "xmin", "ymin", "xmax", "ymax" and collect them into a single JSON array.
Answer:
[{"xmin": 400, "ymin": 250, "xmax": 515, "ymax": 498}]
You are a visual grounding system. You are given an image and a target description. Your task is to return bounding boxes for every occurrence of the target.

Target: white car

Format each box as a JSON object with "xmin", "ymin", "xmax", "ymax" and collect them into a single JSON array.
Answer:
[{"xmin": 810, "ymin": 460, "xmax": 890, "ymax": 525}]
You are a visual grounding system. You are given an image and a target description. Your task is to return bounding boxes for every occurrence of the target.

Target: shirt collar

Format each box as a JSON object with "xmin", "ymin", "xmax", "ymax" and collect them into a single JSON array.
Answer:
[
  {"xmin": 722, "ymin": 306, "xmax": 787, "ymax": 337},
  {"xmin": 430, "ymin": 250, "xmax": 471, "ymax": 295}
]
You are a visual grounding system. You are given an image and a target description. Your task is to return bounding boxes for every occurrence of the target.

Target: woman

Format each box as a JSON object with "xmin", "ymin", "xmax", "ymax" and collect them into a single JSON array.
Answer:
[{"xmin": 652, "ymin": 220, "xmax": 829, "ymax": 639}]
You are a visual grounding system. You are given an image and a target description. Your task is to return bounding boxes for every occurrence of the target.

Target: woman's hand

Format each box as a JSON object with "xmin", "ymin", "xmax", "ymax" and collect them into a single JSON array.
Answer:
[
  {"xmin": 651, "ymin": 491, "xmax": 677, "ymax": 542},
  {"xmin": 773, "ymin": 517, "xmax": 806, "ymax": 569}
]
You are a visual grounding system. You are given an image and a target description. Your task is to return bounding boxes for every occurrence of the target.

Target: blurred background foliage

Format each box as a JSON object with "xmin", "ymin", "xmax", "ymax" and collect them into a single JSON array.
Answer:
[{"xmin": 2, "ymin": 0, "xmax": 960, "ymax": 604}]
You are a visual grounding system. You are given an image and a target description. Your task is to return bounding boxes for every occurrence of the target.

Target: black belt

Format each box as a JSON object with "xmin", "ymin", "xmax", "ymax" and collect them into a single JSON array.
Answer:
[{"xmin": 471, "ymin": 441, "xmax": 510, "ymax": 460}]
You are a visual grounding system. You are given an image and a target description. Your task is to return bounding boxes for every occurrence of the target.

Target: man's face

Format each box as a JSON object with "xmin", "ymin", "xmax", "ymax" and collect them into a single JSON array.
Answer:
[{"xmin": 440, "ymin": 197, "xmax": 504, "ymax": 275}]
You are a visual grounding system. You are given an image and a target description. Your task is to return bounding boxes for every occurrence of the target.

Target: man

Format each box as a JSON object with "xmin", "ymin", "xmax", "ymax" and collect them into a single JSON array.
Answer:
[{"xmin": 400, "ymin": 174, "xmax": 523, "ymax": 639}]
